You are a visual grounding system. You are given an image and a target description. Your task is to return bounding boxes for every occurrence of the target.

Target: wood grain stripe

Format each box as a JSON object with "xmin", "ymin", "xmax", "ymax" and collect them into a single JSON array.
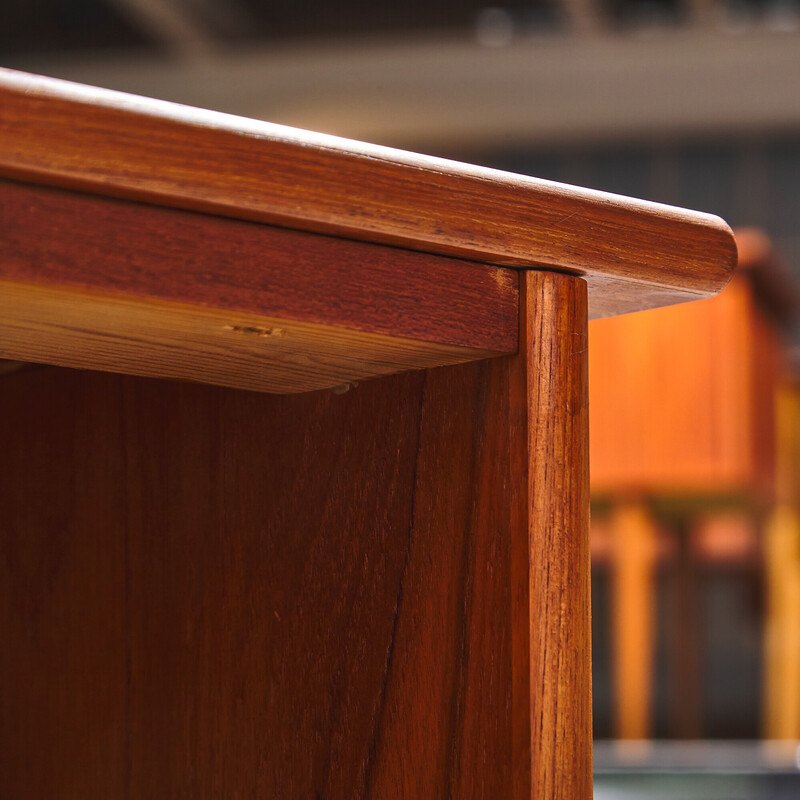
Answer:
[{"xmin": 525, "ymin": 271, "xmax": 592, "ymax": 798}]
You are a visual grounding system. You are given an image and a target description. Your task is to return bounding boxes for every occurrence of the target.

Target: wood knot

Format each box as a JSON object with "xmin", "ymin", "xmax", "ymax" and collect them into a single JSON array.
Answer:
[{"xmin": 224, "ymin": 324, "xmax": 285, "ymax": 338}]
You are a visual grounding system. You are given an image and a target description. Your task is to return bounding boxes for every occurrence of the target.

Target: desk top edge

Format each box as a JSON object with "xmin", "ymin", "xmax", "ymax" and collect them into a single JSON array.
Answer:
[{"xmin": 0, "ymin": 68, "xmax": 737, "ymax": 315}]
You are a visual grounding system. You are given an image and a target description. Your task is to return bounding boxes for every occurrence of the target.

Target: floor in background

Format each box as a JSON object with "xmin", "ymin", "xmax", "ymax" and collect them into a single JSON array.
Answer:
[{"xmin": 594, "ymin": 740, "xmax": 800, "ymax": 800}]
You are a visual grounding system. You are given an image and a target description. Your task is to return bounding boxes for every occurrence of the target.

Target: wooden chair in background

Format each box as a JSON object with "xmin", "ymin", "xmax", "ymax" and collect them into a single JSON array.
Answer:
[
  {"xmin": 763, "ymin": 373, "xmax": 800, "ymax": 741},
  {"xmin": 589, "ymin": 229, "xmax": 800, "ymax": 742}
]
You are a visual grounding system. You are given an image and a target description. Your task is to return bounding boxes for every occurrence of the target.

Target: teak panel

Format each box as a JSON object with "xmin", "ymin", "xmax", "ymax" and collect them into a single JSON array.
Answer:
[
  {"xmin": 0, "ymin": 272, "xmax": 593, "ymax": 799},
  {"xmin": 0, "ymin": 68, "xmax": 736, "ymax": 318},
  {"xmin": 0, "ymin": 362, "xmax": 520, "ymax": 798},
  {"xmin": 0, "ymin": 179, "xmax": 517, "ymax": 394},
  {"xmin": 0, "ymin": 377, "xmax": 128, "ymax": 798}
]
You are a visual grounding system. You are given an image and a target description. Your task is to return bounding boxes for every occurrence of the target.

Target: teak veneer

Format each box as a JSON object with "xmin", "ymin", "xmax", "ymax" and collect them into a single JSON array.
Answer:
[
  {"xmin": 0, "ymin": 179, "xmax": 517, "ymax": 394},
  {"xmin": 0, "ymin": 68, "xmax": 736, "ymax": 798},
  {"xmin": 0, "ymin": 68, "xmax": 735, "ymax": 326}
]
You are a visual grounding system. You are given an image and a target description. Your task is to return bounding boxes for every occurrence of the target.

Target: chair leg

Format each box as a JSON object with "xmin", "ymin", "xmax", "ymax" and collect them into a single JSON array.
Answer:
[
  {"xmin": 763, "ymin": 504, "xmax": 800, "ymax": 740},
  {"xmin": 610, "ymin": 501, "xmax": 657, "ymax": 740}
]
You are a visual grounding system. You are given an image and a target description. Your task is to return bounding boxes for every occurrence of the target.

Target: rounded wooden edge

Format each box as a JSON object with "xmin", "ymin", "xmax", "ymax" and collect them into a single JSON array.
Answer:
[{"xmin": 0, "ymin": 68, "xmax": 737, "ymax": 312}]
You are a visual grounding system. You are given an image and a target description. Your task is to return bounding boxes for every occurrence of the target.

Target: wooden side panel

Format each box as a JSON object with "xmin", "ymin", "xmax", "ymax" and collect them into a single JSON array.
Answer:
[
  {"xmin": 0, "ymin": 358, "xmax": 526, "ymax": 798},
  {"xmin": 1, "ymin": 271, "xmax": 595, "ymax": 796},
  {"xmin": 0, "ymin": 374, "xmax": 127, "ymax": 798}
]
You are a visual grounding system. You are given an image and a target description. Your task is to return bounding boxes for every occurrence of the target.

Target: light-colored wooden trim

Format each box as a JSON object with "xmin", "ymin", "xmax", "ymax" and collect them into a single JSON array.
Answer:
[{"xmin": 0, "ymin": 281, "xmax": 507, "ymax": 394}]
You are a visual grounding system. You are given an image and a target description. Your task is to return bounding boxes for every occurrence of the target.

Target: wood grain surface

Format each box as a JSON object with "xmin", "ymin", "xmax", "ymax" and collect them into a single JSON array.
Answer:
[
  {"xmin": 0, "ymin": 179, "xmax": 517, "ymax": 393},
  {"xmin": 523, "ymin": 272, "xmax": 592, "ymax": 798},
  {"xmin": 0, "ymin": 68, "xmax": 736, "ymax": 319},
  {"xmin": 0, "ymin": 361, "xmax": 521, "ymax": 797},
  {"xmin": 0, "ymin": 270, "xmax": 594, "ymax": 797},
  {"xmin": 0, "ymin": 374, "xmax": 128, "ymax": 798}
]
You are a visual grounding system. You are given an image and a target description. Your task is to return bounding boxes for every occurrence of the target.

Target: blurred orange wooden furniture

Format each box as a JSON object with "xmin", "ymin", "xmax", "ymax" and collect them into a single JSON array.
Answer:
[
  {"xmin": 589, "ymin": 229, "xmax": 800, "ymax": 741},
  {"xmin": 764, "ymin": 371, "xmax": 800, "ymax": 742}
]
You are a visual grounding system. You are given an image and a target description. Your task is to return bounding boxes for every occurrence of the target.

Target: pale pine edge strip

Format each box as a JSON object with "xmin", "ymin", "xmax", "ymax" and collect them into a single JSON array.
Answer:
[{"xmin": 0, "ymin": 281, "xmax": 504, "ymax": 395}]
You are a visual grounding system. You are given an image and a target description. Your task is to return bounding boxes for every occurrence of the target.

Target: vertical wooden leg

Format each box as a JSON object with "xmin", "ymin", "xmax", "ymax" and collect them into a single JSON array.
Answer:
[
  {"xmin": 610, "ymin": 502, "xmax": 657, "ymax": 740},
  {"xmin": 765, "ymin": 384, "xmax": 800, "ymax": 741},
  {"xmin": 763, "ymin": 504, "xmax": 800, "ymax": 740},
  {"xmin": 783, "ymin": 567, "xmax": 800, "ymax": 740},
  {"xmin": 522, "ymin": 271, "xmax": 592, "ymax": 799}
]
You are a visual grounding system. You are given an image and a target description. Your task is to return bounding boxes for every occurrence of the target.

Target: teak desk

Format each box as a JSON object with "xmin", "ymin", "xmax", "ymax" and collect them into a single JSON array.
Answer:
[{"xmin": 0, "ymin": 69, "xmax": 736, "ymax": 798}]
